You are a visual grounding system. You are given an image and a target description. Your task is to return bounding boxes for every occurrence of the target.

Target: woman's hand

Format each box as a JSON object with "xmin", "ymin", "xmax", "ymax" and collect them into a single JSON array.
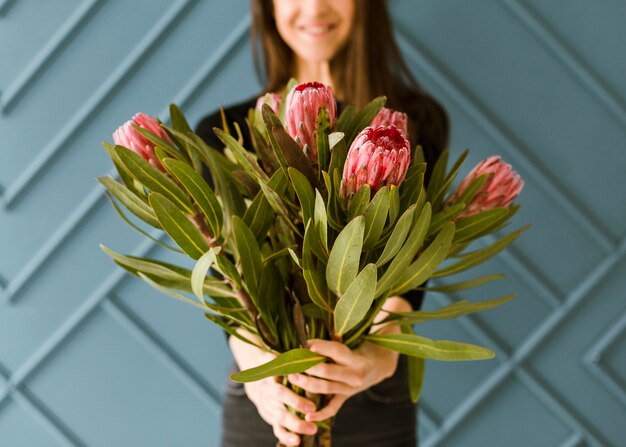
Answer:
[
  {"xmin": 287, "ymin": 296, "xmax": 413, "ymax": 423},
  {"xmin": 229, "ymin": 329, "xmax": 318, "ymax": 446}
]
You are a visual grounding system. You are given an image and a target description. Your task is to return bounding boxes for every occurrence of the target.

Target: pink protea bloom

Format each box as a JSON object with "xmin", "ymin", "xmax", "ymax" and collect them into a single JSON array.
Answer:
[
  {"xmin": 284, "ymin": 81, "xmax": 336, "ymax": 162},
  {"xmin": 113, "ymin": 113, "xmax": 172, "ymax": 172},
  {"xmin": 446, "ymin": 156, "xmax": 524, "ymax": 218},
  {"xmin": 340, "ymin": 125, "xmax": 411, "ymax": 200},
  {"xmin": 255, "ymin": 92, "xmax": 283, "ymax": 115},
  {"xmin": 370, "ymin": 107, "xmax": 409, "ymax": 138}
]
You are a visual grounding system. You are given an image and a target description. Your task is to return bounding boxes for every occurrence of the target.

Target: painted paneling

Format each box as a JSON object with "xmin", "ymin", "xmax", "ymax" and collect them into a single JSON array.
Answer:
[{"xmin": 1, "ymin": 1, "xmax": 624, "ymax": 445}]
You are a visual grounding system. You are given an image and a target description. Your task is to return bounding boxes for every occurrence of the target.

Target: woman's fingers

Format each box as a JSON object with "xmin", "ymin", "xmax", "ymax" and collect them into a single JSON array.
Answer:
[
  {"xmin": 308, "ymin": 339, "xmax": 356, "ymax": 365},
  {"xmin": 288, "ymin": 373, "xmax": 354, "ymax": 395},
  {"xmin": 304, "ymin": 361, "xmax": 365, "ymax": 386},
  {"xmin": 273, "ymin": 424, "xmax": 301, "ymax": 446},
  {"xmin": 277, "ymin": 384, "xmax": 317, "ymax": 414},
  {"xmin": 277, "ymin": 408, "xmax": 318, "ymax": 436},
  {"xmin": 305, "ymin": 394, "xmax": 348, "ymax": 422}
]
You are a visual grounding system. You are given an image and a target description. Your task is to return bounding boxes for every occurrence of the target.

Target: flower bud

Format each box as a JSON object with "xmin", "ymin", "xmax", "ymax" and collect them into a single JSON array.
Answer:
[
  {"xmin": 446, "ymin": 156, "xmax": 524, "ymax": 218},
  {"xmin": 255, "ymin": 92, "xmax": 283, "ymax": 115},
  {"xmin": 284, "ymin": 82, "xmax": 336, "ymax": 162},
  {"xmin": 340, "ymin": 125, "xmax": 411, "ymax": 200},
  {"xmin": 113, "ymin": 113, "xmax": 171, "ymax": 172},
  {"xmin": 370, "ymin": 107, "xmax": 409, "ymax": 138}
]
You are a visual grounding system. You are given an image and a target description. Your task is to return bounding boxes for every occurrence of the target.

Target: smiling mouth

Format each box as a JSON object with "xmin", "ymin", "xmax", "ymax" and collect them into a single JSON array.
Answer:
[{"xmin": 298, "ymin": 24, "xmax": 337, "ymax": 36}]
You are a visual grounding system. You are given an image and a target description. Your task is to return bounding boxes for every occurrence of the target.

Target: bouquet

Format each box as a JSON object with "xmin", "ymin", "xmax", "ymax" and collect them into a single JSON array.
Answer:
[{"xmin": 98, "ymin": 81, "xmax": 526, "ymax": 446}]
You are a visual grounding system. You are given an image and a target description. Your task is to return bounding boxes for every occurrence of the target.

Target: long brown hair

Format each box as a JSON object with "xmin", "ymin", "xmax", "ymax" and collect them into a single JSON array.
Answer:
[{"xmin": 250, "ymin": 0, "xmax": 449, "ymax": 165}]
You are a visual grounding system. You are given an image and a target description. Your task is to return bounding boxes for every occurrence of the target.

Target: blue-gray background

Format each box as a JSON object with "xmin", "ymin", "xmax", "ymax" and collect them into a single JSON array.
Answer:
[{"xmin": 1, "ymin": 0, "xmax": 625, "ymax": 446}]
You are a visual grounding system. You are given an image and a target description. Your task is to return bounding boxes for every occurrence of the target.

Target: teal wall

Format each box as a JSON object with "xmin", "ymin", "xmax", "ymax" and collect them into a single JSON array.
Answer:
[{"xmin": 1, "ymin": 1, "xmax": 624, "ymax": 445}]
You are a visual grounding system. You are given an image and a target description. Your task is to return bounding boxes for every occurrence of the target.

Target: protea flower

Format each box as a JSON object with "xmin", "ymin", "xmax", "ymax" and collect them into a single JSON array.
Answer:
[
  {"xmin": 284, "ymin": 82, "xmax": 336, "ymax": 162},
  {"xmin": 370, "ymin": 107, "xmax": 409, "ymax": 138},
  {"xmin": 446, "ymin": 156, "xmax": 524, "ymax": 218},
  {"xmin": 340, "ymin": 125, "xmax": 411, "ymax": 201},
  {"xmin": 113, "ymin": 113, "xmax": 171, "ymax": 172},
  {"xmin": 255, "ymin": 92, "xmax": 283, "ymax": 115}
]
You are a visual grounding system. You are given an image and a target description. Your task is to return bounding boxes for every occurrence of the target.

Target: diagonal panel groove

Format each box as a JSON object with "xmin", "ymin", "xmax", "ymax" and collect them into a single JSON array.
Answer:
[
  {"xmin": 559, "ymin": 432, "xmax": 585, "ymax": 447},
  {"xmin": 2, "ymin": 0, "xmax": 196, "ymax": 210},
  {"xmin": 0, "ymin": 0, "xmax": 17, "ymax": 17},
  {"xmin": 2, "ymin": 14, "xmax": 251, "ymax": 305},
  {"xmin": 421, "ymin": 238, "xmax": 626, "ymax": 446},
  {"xmin": 422, "ymin": 290, "xmax": 610, "ymax": 446},
  {"xmin": 395, "ymin": 27, "xmax": 616, "ymax": 252},
  {"xmin": 583, "ymin": 309, "xmax": 626, "ymax": 409},
  {"xmin": 0, "ymin": 0, "xmax": 105, "ymax": 114},
  {"xmin": 0, "ymin": 361, "xmax": 85, "ymax": 446},
  {"xmin": 102, "ymin": 295, "xmax": 222, "ymax": 414},
  {"xmin": 499, "ymin": 0, "xmax": 626, "ymax": 130}
]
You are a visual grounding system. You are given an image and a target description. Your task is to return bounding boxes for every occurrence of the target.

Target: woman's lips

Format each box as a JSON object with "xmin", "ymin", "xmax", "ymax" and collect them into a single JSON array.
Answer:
[{"xmin": 297, "ymin": 23, "xmax": 337, "ymax": 37}]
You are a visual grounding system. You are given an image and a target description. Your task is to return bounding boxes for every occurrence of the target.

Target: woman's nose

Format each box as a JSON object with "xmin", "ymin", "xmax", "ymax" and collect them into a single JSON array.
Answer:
[{"xmin": 299, "ymin": 0, "xmax": 332, "ymax": 18}]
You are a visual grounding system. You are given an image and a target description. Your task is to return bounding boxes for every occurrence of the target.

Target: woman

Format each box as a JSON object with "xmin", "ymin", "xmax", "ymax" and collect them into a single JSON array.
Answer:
[{"xmin": 195, "ymin": 1, "xmax": 449, "ymax": 445}]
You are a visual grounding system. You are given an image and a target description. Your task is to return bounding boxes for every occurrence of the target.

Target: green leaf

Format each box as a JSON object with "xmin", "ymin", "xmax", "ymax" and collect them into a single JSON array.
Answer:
[
  {"xmin": 336, "ymin": 105, "xmax": 356, "ymax": 135},
  {"xmin": 303, "ymin": 222, "xmax": 333, "ymax": 311},
  {"xmin": 326, "ymin": 216, "xmax": 365, "ymax": 296},
  {"xmin": 347, "ymin": 185, "xmax": 371, "ymax": 221},
  {"xmin": 214, "ymin": 127, "xmax": 269, "ymax": 184},
  {"xmin": 400, "ymin": 166, "xmax": 425, "ymax": 211},
  {"xmin": 387, "ymin": 294, "xmax": 515, "ymax": 325},
  {"xmin": 412, "ymin": 145, "xmax": 425, "ymax": 167},
  {"xmin": 334, "ymin": 263, "xmax": 377, "ymax": 336},
  {"xmin": 388, "ymin": 185, "xmax": 400, "ymax": 227},
  {"xmin": 101, "ymin": 141, "xmax": 145, "ymax": 198},
  {"xmin": 345, "ymin": 96, "xmax": 386, "ymax": 144},
  {"xmin": 148, "ymin": 192, "xmax": 210, "ymax": 259},
  {"xmin": 426, "ymin": 149, "xmax": 448, "ymax": 204},
  {"xmin": 328, "ymin": 132, "xmax": 348, "ymax": 177},
  {"xmin": 314, "ymin": 190, "xmax": 328, "ymax": 257},
  {"xmin": 203, "ymin": 313, "xmax": 265, "ymax": 351},
  {"xmin": 115, "ymin": 145, "xmax": 194, "ymax": 214},
  {"xmin": 256, "ymin": 262, "xmax": 282, "ymax": 339},
  {"xmin": 162, "ymin": 158, "xmax": 223, "ymax": 239},
  {"xmin": 230, "ymin": 349, "xmax": 326, "ymax": 383},
  {"xmin": 261, "ymin": 104, "xmax": 288, "ymax": 169},
  {"xmin": 103, "ymin": 193, "xmax": 182, "ymax": 253},
  {"xmin": 136, "ymin": 272, "xmax": 207, "ymax": 311},
  {"xmin": 401, "ymin": 324, "xmax": 425, "ymax": 403},
  {"xmin": 433, "ymin": 225, "xmax": 529, "ymax": 277},
  {"xmin": 418, "ymin": 273, "xmax": 505, "ymax": 293},
  {"xmin": 363, "ymin": 186, "xmax": 389, "ymax": 249},
  {"xmin": 453, "ymin": 206, "xmax": 519, "ymax": 244},
  {"xmin": 391, "ymin": 222, "xmax": 456, "ymax": 295},
  {"xmin": 376, "ymin": 203, "xmax": 431, "ymax": 297},
  {"xmin": 431, "ymin": 148, "xmax": 469, "ymax": 210},
  {"xmin": 97, "ymin": 176, "xmax": 160, "ymax": 227},
  {"xmin": 243, "ymin": 169, "xmax": 288, "ymax": 241},
  {"xmin": 193, "ymin": 136, "xmax": 246, "ymax": 223},
  {"xmin": 232, "ymin": 216, "xmax": 263, "ymax": 299},
  {"xmin": 316, "ymin": 107, "xmax": 331, "ymax": 173},
  {"xmin": 191, "ymin": 248, "xmax": 220, "ymax": 304},
  {"xmin": 428, "ymin": 203, "xmax": 465, "ymax": 237},
  {"xmin": 169, "ymin": 103, "xmax": 192, "ymax": 133},
  {"xmin": 289, "ymin": 167, "xmax": 315, "ymax": 226},
  {"xmin": 272, "ymin": 125, "xmax": 317, "ymax": 187},
  {"xmin": 364, "ymin": 333, "xmax": 495, "ymax": 361},
  {"xmin": 376, "ymin": 205, "xmax": 416, "ymax": 267}
]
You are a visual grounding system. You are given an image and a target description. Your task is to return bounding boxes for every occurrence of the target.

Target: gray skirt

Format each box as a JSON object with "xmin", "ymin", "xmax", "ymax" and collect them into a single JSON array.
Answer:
[{"xmin": 221, "ymin": 355, "xmax": 417, "ymax": 446}]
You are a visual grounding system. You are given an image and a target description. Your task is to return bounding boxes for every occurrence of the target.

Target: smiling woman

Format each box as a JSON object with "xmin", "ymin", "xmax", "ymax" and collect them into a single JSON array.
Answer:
[{"xmin": 194, "ymin": 1, "xmax": 449, "ymax": 446}]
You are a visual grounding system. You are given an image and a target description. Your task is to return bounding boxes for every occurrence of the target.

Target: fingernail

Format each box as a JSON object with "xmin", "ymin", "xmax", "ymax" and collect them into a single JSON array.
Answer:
[{"xmin": 289, "ymin": 435, "xmax": 299, "ymax": 444}]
